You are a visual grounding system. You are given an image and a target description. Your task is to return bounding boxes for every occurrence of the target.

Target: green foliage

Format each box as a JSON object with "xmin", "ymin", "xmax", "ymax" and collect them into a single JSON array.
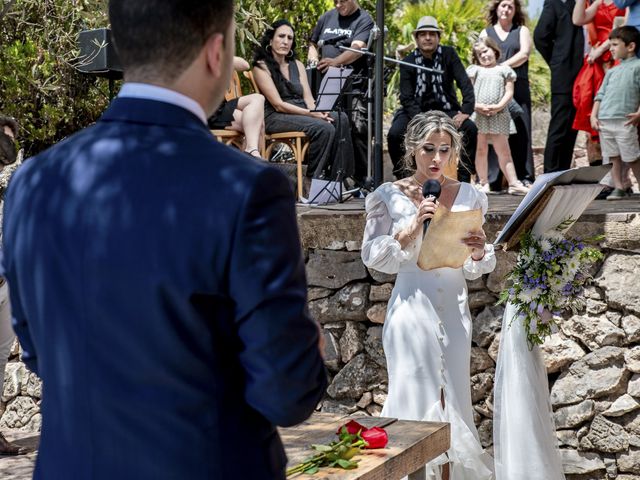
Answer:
[
  {"xmin": 395, "ymin": 0, "xmax": 486, "ymax": 62},
  {"xmin": 527, "ymin": 17, "xmax": 551, "ymax": 107},
  {"xmin": 0, "ymin": 0, "xmax": 111, "ymax": 156},
  {"xmin": 234, "ymin": 0, "xmax": 403, "ymax": 65},
  {"xmin": 384, "ymin": 0, "xmax": 550, "ymax": 110},
  {"xmin": 0, "ymin": 0, "xmax": 550, "ymax": 155}
]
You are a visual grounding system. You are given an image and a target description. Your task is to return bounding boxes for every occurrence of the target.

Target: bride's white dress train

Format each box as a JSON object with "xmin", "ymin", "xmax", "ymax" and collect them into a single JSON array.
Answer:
[
  {"xmin": 362, "ymin": 182, "xmax": 495, "ymax": 480},
  {"xmin": 493, "ymin": 184, "xmax": 603, "ymax": 480}
]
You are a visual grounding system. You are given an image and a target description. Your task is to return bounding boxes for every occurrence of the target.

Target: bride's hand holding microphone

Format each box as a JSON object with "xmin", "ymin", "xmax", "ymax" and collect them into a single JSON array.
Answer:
[{"xmin": 396, "ymin": 196, "xmax": 439, "ymax": 249}]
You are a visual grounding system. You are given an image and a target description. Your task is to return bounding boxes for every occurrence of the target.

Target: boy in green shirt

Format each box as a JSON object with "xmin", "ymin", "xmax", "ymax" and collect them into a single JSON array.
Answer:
[{"xmin": 591, "ymin": 26, "xmax": 640, "ymax": 200}]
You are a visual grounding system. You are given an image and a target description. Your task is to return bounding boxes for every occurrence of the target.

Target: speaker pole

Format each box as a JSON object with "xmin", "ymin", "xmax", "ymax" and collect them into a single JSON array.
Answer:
[{"xmin": 373, "ymin": 0, "xmax": 384, "ymax": 187}]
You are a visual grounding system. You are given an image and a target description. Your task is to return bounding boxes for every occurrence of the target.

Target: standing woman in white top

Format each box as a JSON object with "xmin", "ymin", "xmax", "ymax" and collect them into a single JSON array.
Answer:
[{"xmin": 361, "ymin": 111, "xmax": 496, "ymax": 480}]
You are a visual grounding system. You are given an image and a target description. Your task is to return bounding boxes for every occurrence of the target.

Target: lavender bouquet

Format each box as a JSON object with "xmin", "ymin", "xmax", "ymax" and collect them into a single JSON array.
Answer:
[{"xmin": 499, "ymin": 221, "xmax": 604, "ymax": 348}]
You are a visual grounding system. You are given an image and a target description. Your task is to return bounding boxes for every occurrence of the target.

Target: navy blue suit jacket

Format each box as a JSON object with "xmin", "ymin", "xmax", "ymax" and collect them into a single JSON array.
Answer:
[{"xmin": 1, "ymin": 97, "xmax": 327, "ymax": 479}]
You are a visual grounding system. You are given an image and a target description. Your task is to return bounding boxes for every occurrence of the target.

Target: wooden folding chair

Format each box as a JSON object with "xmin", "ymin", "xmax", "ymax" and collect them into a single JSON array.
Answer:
[
  {"xmin": 244, "ymin": 70, "xmax": 310, "ymax": 200},
  {"xmin": 211, "ymin": 71, "xmax": 244, "ymax": 150}
]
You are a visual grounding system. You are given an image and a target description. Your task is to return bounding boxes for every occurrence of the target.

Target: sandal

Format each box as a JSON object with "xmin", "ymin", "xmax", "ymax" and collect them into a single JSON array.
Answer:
[
  {"xmin": 0, "ymin": 432, "xmax": 29, "ymax": 456},
  {"xmin": 245, "ymin": 148, "xmax": 262, "ymax": 159}
]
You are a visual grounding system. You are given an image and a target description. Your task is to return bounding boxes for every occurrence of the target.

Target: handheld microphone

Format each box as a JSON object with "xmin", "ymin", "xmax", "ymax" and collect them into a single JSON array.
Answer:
[
  {"xmin": 422, "ymin": 179, "xmax": 442, "ymax": 237},
  {"xmin": 318, "ymin": 34, "xmax": 349, "ymax": 48}
]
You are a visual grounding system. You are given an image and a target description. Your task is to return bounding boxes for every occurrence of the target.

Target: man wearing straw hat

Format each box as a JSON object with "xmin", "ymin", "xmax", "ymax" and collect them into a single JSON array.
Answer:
[{"xmin": 387, "ymin": 15, "xmax": 477, "ymax": 181}]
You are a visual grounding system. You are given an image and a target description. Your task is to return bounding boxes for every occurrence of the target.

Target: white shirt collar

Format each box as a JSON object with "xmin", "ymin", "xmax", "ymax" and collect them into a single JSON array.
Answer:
[{"xmin": 118, "ymin": 83, "xmax": 207, "ymax": 125}]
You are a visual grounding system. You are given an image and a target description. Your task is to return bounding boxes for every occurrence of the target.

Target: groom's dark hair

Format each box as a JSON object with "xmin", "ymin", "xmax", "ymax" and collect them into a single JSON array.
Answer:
[{"xmin": 108, "ymin": 0, "xmax": 235, "ymax": 82}]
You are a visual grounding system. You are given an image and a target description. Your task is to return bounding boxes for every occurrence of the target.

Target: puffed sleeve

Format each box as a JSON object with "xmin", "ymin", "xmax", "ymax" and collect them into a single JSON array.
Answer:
[
  {"xmin": 361, "ymin": 189, "xmax": 412, "ymax": 274},
  {"xmin": 504, "ymin": 65, "xmax": 517, "ymax": 82},
  {"xmin": 463, "ymin": 188, "xmax": 496, "ymax": 280},
  {"xmin": 466, "ymin": 64, "xmax": 478, "ymax": 80}
]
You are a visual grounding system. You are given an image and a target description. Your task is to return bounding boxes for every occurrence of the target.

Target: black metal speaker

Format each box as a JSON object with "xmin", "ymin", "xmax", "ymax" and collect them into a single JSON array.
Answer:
[{"xmin": 77, "ymin": 28, "xmax": 123, "ymax": 79}]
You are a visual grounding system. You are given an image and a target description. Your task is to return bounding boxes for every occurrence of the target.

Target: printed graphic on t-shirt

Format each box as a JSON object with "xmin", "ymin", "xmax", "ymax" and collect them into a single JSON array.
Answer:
[{"xmin": 322, "ymin": 28, "xmax": 353, "ymax": 37}]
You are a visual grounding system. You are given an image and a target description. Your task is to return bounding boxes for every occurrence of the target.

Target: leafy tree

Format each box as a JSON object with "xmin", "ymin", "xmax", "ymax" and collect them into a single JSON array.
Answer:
[
  {"xmin": 385, "ymin": 0, "xmax": 549, "ymax": 110},
  {"xmin": 0, "ymin": 0, "xmax": 549, "ymax": 155},
  {"xmin": 0, "ymin": 0, "xmax": 110, "ymax": 156}
]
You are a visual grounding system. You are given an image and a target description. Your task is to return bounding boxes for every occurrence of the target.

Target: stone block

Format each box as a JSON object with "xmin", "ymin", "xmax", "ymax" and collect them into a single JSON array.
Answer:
[
  {"xmin": 623, "ymin": 315, "xmax": 640, "ymax": 344},
  {"xmin": 551, "ymin": 347, "xmax": 629, "ymax": 407},
  {"xmin": 366, "ymin": 303, "xmax": 386, "ymax": 324},
  {"xmin": 585, "ymin": 299, "xmax": 608, "ymax": 315},
  {"xmin": 357, "ymin": 391, "xmax": 372, "ymax": 409},
  {"xmin": 488, "ymin": 333, "xmax": 500, "ymax": 362},
  {"xmin": 470, "ymin": 347, "xmax": 494, "ymax": 375},
  {"xmin": 308, "ymin": 283, "xmax": 370, "ymax": 323},
  {"xmin": 367, "ymin": 267, "xmax": 396, "ymax": 284},
  {"xmin": 345, "ymin": 241, "xmax": 360, "ymax": 252},
  {"xmin": 629, "ymin": 374, "xmax": 640, "ymax": 397},
  {"xmin": 477, "ymin": 419, "xmax": 493, "ymax": 448},
  {"xmin": 560, "ymin": 448, "xmax": 606, "ymax": 475},
  {"xmin": 603, "ymin": 394, "xmax": 640, "ymax": 417},
  {"xmin": 468, "ymin": 291, "xmax": 497, "ymax": 311},
  {"xmin": 579, "ymin": 415, "xmax": 629, "ymax": 452},
  {"xmin": 2, "ymin": 362, "xmax": 25, "ymax": 402},
  {"xmin": 0, "ymin": 396, "xmax": 40, "ymax": 430},
  {"xmin": 560, "ymin": 314, "xmax": 625, "ymax": 351},
  {"xmin": 366, "ymin": 403, "xmax": 382, "ymax": 416},
  {"xmin": 372, "ymin": 389, "xmax": 387, "ymax": 406},
  {"xmin": 466, "ymin": 277, "xmax": 485, "ymax": 292},
  {"xmin": 486, "ymin": 251, "xmax": 517, "ymax": 293},
  {"xmin": 584, "ymin": 286, "xmax": 604, "ymax": 300},
  {"xmin": 557, "ymin": 429, "xmax": 579, "ymax": 448},
  {"xmin": 618, "ymin": 447, "xmax": 640, "ymax": 474},
  {"xmin": 626, "ymin": 346, "xmax": 640, "ymax": 373},
  {"xmin": 364, "ymin": 326, "xmax": 386, "ymax": 368},
  {"xmin": 540, "ymin": 333, "xmax": 586, "ymax": 374},
  {"xmin": 596, "ymin": 253, "xmax": 640, "ymax": 316},
  {"xmin": 472, "ymin": 305, "xmax": 503, "ymax": 348},
  {"xmin": 326, "ymin": 354, "xmax": 387, "ymax": 400},
  {"xmin": 321, "ymin": 399, "xmax": 358, "ymax": 415},
  {"xmin": 470, "ymin": 372, "xmax": 493, "ymax": 404},
  {"xmin": 322, "ymin": 331, "xmax": 341, "ymax": 372},
  {"xmin": 619, "ymin": 410, "xmax": 640, "ymax": 435},
  {"xmin": 554, "ymin": 400, "xmax": 595, "ymax": 429},
  {"xmin": 306, "ymin": 250, "xmax": 368, "ymax": 289},
  {"xmin": 339, "ymin": 322, "xmax": 366, "ymax": 364},
  {"xmin": 369, "ymin": 283, "xmax": 393, "ymax": 302},
  {"xmin": 308, "ymin": 287, "xmax": 334, "ymax": 301}
]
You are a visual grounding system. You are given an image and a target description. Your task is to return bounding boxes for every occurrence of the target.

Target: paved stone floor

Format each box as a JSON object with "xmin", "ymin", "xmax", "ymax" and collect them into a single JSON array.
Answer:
[{"xmin": 0, "ymin": 431, "xmax": 38, "ymax": 479}]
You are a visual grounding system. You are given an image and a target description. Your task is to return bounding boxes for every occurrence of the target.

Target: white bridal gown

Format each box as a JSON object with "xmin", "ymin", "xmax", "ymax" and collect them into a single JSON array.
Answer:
[{"xmin": 361, "ymin": 182, "xmax": 495, "ymax": 480}]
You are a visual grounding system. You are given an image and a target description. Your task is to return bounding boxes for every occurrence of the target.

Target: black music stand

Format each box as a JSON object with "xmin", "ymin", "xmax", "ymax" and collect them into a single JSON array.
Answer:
[{"xmin": 304, "ymin": 66, "xmax": 355, "ymax": 205}]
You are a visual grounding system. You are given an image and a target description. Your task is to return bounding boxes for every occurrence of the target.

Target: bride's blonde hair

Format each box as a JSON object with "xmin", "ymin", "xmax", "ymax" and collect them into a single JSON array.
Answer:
[{"xmin": 402, "ymin": 111, "xmax": 463, "ymax": 173}]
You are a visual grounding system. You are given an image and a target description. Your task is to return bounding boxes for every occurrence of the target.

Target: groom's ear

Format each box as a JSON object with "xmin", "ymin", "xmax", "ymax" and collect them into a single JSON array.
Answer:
[{"xmin": 203, "ymin": 33, "xmax": 225, "ymax": 80}]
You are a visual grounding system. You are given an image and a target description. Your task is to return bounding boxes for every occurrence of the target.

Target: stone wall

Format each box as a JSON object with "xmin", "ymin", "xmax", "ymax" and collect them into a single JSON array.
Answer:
[
  {"xmin": 1, "ymin": 341, "xmax": 41, "ymax": 433},
  {"xmin": 3, "ymin": 206, "xmax": 640, "ymax": 479},
  {"xmin": 300, "ymin": 207, "xmax": 640, "ymax": 480}
]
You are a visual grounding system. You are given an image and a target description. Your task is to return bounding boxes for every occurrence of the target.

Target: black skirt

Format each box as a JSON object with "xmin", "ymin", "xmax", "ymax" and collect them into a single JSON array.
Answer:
[{"xmin": 207, "ymin": 98, "xmax": 239, "ymax": 129}]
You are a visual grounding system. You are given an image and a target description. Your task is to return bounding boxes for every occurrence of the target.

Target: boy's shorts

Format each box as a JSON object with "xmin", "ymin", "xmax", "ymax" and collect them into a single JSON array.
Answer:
[{"xmin": 599, "ymin": 118, "xmax": 640, "ymax": 163}]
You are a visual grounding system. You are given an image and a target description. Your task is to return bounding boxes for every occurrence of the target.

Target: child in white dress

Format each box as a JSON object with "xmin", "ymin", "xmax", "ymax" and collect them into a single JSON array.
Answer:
[{"xmin": 466, "ymin": 37, "xmax": 529, "ymax": 195}]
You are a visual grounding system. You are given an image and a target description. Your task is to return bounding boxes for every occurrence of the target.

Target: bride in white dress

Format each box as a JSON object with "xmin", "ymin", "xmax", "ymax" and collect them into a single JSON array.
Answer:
[{"xmin": 361, "ymin": 112, "xmax": 495, "ymax": 480}]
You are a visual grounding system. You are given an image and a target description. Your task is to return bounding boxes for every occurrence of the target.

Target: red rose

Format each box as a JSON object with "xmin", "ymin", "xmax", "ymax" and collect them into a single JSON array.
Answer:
[
  {"xmin": 361, "ymin": 427, "xmax": 388, "ymax": 449},
  {"xmin": 338, "ymin": 420, "xmax": 366, "ymax": 435}
]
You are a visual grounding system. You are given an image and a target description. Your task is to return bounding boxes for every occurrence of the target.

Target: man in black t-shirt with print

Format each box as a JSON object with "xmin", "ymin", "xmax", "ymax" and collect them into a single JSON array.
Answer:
[{"xmin": 309, "ymin": 0, "xmax": 374, "ymax": 186}]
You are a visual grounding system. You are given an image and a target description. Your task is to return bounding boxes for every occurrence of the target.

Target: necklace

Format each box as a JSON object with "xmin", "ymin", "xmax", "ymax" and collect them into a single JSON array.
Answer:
[{"xmin": 410, "ymin": 175, "xmax": 446, "ymax": 188}]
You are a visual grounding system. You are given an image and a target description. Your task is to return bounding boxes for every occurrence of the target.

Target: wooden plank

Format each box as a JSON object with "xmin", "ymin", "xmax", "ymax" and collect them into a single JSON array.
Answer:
[{"xmin": 282, "ymin": 414, "xmax": 450, "ymax": 480}]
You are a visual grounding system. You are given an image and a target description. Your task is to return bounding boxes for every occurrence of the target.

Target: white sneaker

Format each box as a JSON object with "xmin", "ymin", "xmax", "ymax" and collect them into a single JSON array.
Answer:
[
  {"xmin": 507, "ymin": 181, "xmax": 530, "ymax": 196},
  {"xmin": 475, "ymin": 183, "xmax": 490, "ymax": 193}
]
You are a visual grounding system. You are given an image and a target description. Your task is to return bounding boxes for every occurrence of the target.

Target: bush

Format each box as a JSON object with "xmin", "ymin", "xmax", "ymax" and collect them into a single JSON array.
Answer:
[{"xmin": 0, "ymin": 0, "xmax": 110, "ymax": 156}]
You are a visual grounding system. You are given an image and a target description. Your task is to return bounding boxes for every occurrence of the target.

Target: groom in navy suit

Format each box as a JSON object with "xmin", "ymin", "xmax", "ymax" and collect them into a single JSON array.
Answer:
[{"xmin": 1, "ymin": 1, "xmax": 326, "ymax": 478}]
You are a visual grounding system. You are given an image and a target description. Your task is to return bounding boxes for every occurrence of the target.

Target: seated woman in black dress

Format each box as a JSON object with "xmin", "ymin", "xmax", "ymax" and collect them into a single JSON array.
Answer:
[
  {"xmin": 208, "ymin": 56, "xmax": 265, "ymax": 158},
  {"xmin": 252, "ymin": 19, "xmax": 354, "ymax": 180}
]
